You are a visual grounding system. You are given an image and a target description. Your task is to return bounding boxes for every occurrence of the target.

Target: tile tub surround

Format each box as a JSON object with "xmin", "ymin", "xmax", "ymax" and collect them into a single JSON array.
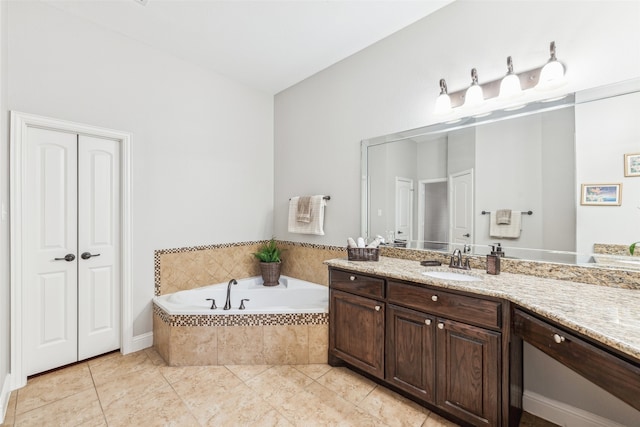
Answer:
[
  {"xmin": 325, "ymin": 256, "xmax": 640, "ymax": 363},
  {"xmin": 154, "ymin": 240, "xmax": 345, "ymax": 296},
  {"xmin": 153, "ymin": 306, "xmax": 328, "ymax": 366}
]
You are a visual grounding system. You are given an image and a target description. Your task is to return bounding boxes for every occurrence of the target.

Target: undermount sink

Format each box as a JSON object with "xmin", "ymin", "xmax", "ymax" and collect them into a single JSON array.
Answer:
[{"xmin": 422, "ymin": 270, "xmax": 482, "ymax": 282}]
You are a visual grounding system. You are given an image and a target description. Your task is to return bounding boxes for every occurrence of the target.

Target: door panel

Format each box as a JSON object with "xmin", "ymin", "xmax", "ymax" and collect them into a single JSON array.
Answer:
[
  {"xmin": 24, "ymin": 127, "xmax": 78, "ymax": 375},
  {"xmin": 395, "ymin": 177, "xmax": 414, "ymax": 241},
  {"xmin": 450, "ymin": 170, "xmax": 473, "ymax": 246},
  {"xmin": 78, "ymin": 135, "xmax": 121, "ymax": 359}
]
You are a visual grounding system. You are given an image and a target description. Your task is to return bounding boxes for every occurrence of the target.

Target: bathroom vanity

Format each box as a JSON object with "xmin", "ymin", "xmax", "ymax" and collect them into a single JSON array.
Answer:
[{"xmin": 326, "ymin": 257, "xmax": 640, "ymax": 427}]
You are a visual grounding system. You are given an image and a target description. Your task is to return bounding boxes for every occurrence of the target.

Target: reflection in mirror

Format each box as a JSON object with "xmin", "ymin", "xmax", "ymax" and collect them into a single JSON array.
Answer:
[{"xmin": 361, "ymin": 80, "xmax": 640, "ymax": 266}]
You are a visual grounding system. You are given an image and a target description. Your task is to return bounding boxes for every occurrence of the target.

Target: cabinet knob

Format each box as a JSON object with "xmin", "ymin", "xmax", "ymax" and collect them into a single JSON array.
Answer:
[
  {"xmin": 425, "ymin": 319, "xmax": 431, "ymax": 326},
  {"xmin": 437, "ymin": 323, "xmax": 444, "ymax": 329},
  {"xmin": 553, "ymin": 334, "xmax": 565, "ymax": 344},
  {"xmin": 374, "ymin": 305, "xmax": 381, "ymax": 312},
  {"xmin": 431, "ymin": 295, "xmax": 438, "ymax": 302},
  {"xmin": 350, "ymin": 275, "xmax": 356, "ymax": 281}
]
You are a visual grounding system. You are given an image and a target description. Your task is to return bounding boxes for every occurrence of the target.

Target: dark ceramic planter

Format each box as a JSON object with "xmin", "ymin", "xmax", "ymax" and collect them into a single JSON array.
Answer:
[{"xmin": 259, "ymin": 261, "xmax": 281, "ymax": 286}]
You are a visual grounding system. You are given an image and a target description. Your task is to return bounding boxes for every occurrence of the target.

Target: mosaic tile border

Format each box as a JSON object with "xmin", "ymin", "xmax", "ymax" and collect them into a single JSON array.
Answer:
[{"xmin": 153, "ymin": 304, "xmax": 328, "ymax": 327}]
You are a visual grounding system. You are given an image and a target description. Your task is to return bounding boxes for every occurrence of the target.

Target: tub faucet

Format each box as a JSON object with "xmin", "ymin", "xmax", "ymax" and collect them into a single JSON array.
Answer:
[{"xmin": 224, "ymin": 279, "xmax": 238, "ymax": 310}]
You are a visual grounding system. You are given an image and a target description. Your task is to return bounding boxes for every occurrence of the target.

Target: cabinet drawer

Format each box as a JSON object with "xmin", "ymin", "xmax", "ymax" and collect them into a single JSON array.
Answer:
[
  {"xmin": 387, "ymin": 281, "xmax": 501, "ymax": 329},
  {"xmin": 513, "ymin": 309, "xmax": 640, "ymax": 412},
  {"xmin": 330, "ymin": 269, "xmax": 385, "ymax": 299}
]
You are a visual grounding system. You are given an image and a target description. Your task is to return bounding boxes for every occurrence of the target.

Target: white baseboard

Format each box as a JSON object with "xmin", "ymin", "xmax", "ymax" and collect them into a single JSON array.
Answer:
[
  {"xmin": 129, "ymin": 332, "xmax": 153, "ymax": 353},
  {"xmin": 523, "ymin": 390, "xmax": 625, "ymax": 427},
  {"xmin": 1, "ymin": 373, "xmax": 12, "ymax": 424}
]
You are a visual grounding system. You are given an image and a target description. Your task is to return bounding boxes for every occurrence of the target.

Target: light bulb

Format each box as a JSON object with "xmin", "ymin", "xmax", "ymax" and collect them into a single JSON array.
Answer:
[
  {"xmin": 434, "ymin": 78, "xmax": 452, "ymax": 115},
  {"xmin": 499, "ymin": 56, "xmax": 522, "ymax": 99},
  {"xmin": 536, "ymin": 41, "xmax": 566, "ymax": 91},
  {"xmin": 464, "ymin": 68, "xmax": 484, "ymax": 107}
]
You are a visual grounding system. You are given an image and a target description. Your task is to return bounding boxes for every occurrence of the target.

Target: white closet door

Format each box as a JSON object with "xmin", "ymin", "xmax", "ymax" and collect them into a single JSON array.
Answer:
[
  {"xmin": 24, "ymin": 127, "xmax": 79, "ymax": 376},
  {"xmin": 78, "ymin": 135, "xmax": 121, "ymax": 359}
]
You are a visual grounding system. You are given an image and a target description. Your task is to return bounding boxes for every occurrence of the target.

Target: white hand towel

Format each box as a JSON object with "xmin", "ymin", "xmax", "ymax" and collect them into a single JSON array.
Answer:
[
  {"xmin": 496, "ymin": 209, "xmax": 512, "ymax": 225},
  {"xmin": 489, "ymin": 211, "xmax": 521, "ymax": 238},
  {"xmin": 288, "ymin": 195, "xmax": 326, "ymax": 235}
]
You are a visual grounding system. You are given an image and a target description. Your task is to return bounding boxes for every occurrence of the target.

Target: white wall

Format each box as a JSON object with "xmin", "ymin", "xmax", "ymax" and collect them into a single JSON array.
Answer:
[
  {"xmin": 274, "ymin": 0, "xmax": 640, "ymax": 246},
  {"xmin": 0, "ymin": 0, "xmax": 10, "ymax": 419},
  {"xmin": 4, "ymin": 1, "xmax": 274, "ymax": 340},
  {"xmin": 576, "ymin": 91, "xmax": 640, "ymax": 256},
  {"xmin": 274, "ymin": 0, "xmax": 640, "ymax": 423}
]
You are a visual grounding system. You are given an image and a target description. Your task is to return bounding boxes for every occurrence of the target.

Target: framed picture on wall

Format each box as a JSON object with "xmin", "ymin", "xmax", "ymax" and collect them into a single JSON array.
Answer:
[
  {"xmin": 624, "ymin": 153, "xmax": 640, "ymax": 177},
  {"xmin": 581, "ymin": 184, "xmax": 622, "ymax": 206}
]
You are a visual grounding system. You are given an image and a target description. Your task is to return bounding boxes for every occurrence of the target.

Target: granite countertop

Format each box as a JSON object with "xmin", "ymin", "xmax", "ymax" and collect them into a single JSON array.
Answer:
[{"xmin": 325, "ymin": 256, "xmax": 640, "ymax": 363}]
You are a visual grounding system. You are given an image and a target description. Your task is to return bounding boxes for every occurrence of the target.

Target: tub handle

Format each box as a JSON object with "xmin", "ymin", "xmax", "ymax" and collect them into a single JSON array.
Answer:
[
  {"xmin": 239, "ymin": 299, "xmax": 250, "ymax": 310},
  {"xmin": 206, "ymin": 298, "xmax": 217, "ymax": 310}
]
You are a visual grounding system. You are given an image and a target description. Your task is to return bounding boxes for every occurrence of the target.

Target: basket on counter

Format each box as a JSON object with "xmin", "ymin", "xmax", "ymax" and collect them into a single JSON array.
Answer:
[{"xmin": 347, "ymin": 247, "xmax": 380, "ymax": 261}]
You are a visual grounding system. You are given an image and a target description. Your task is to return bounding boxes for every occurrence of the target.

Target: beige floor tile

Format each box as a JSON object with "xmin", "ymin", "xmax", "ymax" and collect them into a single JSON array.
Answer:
[
  {"xmin": 276, "ymin": 382, "xmax": 358, "ymax": 426},
  {"xmin": 292, "ymin": 363, "xmax": 332, "ymax": 380},
  {"xmin": 337, "ymin": 406, "xmax": 390, "ymax": 427},
  {"xmin": 315, "ymin": 366, "xmax": 377, "ymax": 405},
  {"xmin": 226, "ymin": 364, "xmax": 273, "ymax": 381},
  {"xmin": 250, "ymin": 409, "xmax": 295, "ymax": 427},
  {"xmin": 16, "ymin": 363, "xmax": 94, "ymax": 414},
  {"xmin": 170, "ymin": 366, "xmax": 244, "ymax": 424},
  {"xmin": 102, "ymin": 384, "xmax": 198, "ymax": 427},
  {"xmin": 358, "ymin": 386, "xmax": 428, "ymax": 427},
  {"xmin": 245, "ymin": 365, "xmax": 314, "ymax": 407},
  {"xmin": 203, "ymin": 382, "xmax": 277, "ymax": 426},
  {"xmin": 159, "ymin": 364, "xmax": 215, "ymax": 384},
  {"xmin": 89, "ymin": 350, "xmax": 155, "ymax": 386},
  {"xmin": 77, "ymin": 415, "xmax": 108, "ymax": 426},
  {"xmin": 423, "ymin": 412, "xmax": 459, "ymax": 427},
  {"xmin": 1, "ymin": 391, "xmax": 18, "ymax": 426},
  {"xmin": 14, "ymin": 388, "xmax": 102, "ymax": 427},
  {"xmin": 95, "ymin": 365, "xmax": 169, "ymax": 411}
]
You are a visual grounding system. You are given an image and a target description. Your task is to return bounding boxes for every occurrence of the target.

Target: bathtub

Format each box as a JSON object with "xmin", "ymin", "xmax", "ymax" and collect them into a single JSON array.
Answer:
[
  {"xmin": 153, "ymin": 275, "xmax": 328, "ymax": 315},
  {"xmin": 152, "ymin": 276, "xmax": 329, "ymax": 366}
]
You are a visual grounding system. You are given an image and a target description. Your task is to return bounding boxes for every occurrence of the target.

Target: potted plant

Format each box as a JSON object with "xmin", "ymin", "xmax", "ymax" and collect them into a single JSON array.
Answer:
[{"xmin": 254, "ymin": 238, "xmax": 282, "ymax": 286}]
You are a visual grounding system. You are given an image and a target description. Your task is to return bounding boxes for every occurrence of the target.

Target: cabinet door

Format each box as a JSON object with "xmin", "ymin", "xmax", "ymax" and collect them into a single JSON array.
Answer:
[
  {"xmin": 436, "ymin": 318, "xmax": 501, "ymax": 427},
  {"xmin": 386, "ymin": 305, "xmax": 436, "ymax": 403},
  {"xmin": 330, "ymin": 289, "xmax": 385, "ymax": 379}
]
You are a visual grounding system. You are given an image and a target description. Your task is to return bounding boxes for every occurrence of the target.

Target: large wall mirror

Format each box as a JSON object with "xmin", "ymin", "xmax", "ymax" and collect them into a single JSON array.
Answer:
[{"xmin": 361, "ymin": 79, "xmax": 640, "ymax": 267}]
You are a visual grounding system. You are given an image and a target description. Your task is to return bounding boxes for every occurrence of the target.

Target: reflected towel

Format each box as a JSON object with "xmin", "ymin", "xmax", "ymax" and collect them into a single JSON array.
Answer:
[
  {"xmin": 496, "ymin": 209, "xmax": 512, "ymax": 225},
  {"xmin": 288, "ymin": 195, "xmax": 326, "ymax": 235},
  {"xmin": 489, "ymin": 211, "xmax": 521, "ymax": 238},
  {"xmin": 296, "ymin": 196, "xmax": 312, "ymax": 223}
]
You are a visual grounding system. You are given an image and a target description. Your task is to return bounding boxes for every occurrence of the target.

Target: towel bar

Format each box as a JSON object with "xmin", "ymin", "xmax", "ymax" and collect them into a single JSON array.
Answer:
[
  {"xmin": 289, "ymin": 196, "xmax": 331, "ymax": 201},
  {"xmin": 482, "ymin": 210, "xmax": 532, "ymax": 215}
]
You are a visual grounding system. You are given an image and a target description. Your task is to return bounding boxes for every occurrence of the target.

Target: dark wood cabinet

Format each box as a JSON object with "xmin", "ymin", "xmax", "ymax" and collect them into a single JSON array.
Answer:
[
  {"xmin": 436, "ymin": 318, "xmax": 501, "ymax": 426},
  {"xmin": 386, "ymin": 304, "xmax": 436, "ymax": 402},
  {"xmin": 329, "ymin": 268, "xmax": 514, "ymax": 427},
  {"xmin": 329, "ymin": 289, "xmax": 385, "ymax": 379}
]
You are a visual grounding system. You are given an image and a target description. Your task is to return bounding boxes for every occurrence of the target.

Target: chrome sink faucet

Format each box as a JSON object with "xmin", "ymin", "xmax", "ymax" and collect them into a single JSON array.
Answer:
[
  {"xmin": 224, "ymin": 279, "xmax": 238, "ymax": 310},
  {"xmin": 449, "ymin": 249, "xmax": 471, "ymax": 270}
]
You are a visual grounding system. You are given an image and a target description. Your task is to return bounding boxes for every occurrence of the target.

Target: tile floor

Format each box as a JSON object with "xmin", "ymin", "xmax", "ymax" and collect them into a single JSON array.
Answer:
[{"xmin": 2, "ymin": 348, "xmax": 557, "ymax": 427}]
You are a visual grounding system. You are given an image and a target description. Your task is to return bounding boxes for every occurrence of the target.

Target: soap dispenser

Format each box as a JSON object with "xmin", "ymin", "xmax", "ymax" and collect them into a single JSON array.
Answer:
[
  {"xmin": 487, "ymin": 245, "xmax": 501, "ymax": 275},
  {"xmin": 492, "ymin": 243, "xmax": 505, "ymax": 257}
]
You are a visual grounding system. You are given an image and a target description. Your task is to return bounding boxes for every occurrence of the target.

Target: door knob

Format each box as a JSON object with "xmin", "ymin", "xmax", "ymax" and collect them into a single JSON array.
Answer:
[
  {"xmin": 463, "ymin": 233, "xmax": 470, "ymax": 237},
  {"xmin": 81, "ymin": 252, "xmax": 101, "ymax": 260},
  {"xmin": 54, "ymin": 254, "xmax": 76, "ymax": 262}
]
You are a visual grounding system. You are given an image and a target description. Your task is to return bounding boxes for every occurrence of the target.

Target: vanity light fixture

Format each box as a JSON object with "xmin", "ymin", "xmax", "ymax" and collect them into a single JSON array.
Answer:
[
  {"xmin": 434, "ymin": 79, "xmax": 452, "ymax": 115},
  {"xmin": 434, "ymin": 41, "xmax": 567, "ymax": 116}
]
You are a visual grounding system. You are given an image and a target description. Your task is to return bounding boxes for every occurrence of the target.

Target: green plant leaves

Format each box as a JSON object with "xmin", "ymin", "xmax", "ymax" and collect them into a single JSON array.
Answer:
[{"xmin": 254, "ymin": 238, "xmax": 281, "ymax": 263}]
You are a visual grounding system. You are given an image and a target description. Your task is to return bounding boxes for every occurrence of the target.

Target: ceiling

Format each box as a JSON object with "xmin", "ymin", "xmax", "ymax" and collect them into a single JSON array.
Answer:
[{"xmin": 42, "ymin": 0, "xmax": 454, "ymax": 94}]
